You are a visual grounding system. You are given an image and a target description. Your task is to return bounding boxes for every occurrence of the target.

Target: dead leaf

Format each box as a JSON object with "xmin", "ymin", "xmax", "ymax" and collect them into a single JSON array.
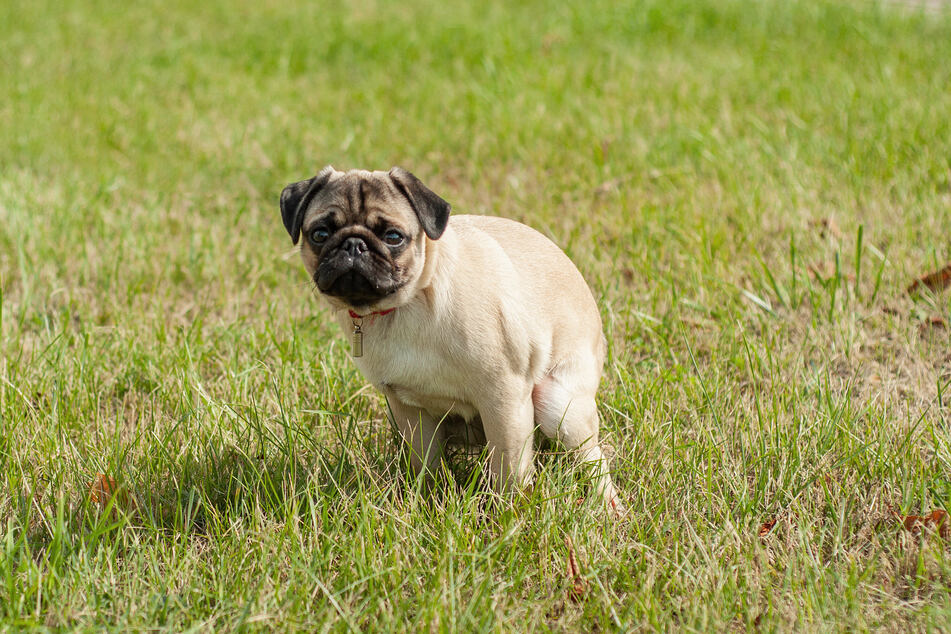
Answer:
[
  {"xmin": 918, "ymin": 316, "xmax": 947, "ymax": 336},
  {"xmin": 758, "ymin": 517, "xmax": 778, "ymax": 538},
  {"xmin": 891, "ymin": 505, "xmax": 949, "ymax": 539},
  {"xmin": 88, "ymin": 473, "xmax": 136, "ymax": 514},
  {"xmin": 89, "ymin": 473, "xmax": 116, "ymax": 505},
  {"xmin": 930, "ymin": 510, "xmax": 950, "ymax": 539},
  {"xmin": 565, "ymin": 535, "xmax": 587, "ymax": 602},
  {"xmin": 810, "ymin": 217, "xmax": 843, "ymax": 240},
  {"xmin": 907, "ymin": 264, "xmax": 951, "ymax": 296}
]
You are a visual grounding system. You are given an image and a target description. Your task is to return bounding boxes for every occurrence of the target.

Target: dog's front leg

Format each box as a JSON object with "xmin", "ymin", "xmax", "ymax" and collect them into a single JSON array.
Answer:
[
  {"xmin": 480, "ymin": 389, "xmax": 536, "ymax": 493},
  {"xmin": 383, "ymin": 389, "xmax": 445, "ymax": 477}
]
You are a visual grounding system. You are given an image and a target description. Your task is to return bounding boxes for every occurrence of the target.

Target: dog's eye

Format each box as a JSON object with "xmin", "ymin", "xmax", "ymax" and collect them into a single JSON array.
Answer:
[
  {"xmin": 309, "ymin": 227, "xmax": 330, "ymax": 244},
  {"xmin": 383, "ymin": 229, "xmax": 404, "ymax": 246}
]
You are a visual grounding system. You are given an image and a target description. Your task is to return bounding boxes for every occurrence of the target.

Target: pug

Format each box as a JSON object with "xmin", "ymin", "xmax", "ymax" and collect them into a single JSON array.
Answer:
[{"xmin": 280, "ymin": 166, "xmax": 620, "ymax": 509}]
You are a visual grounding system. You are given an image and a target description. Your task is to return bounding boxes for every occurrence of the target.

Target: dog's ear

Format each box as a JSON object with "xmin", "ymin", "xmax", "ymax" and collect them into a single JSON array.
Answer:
[
  {"xmin": 280, "ymin": 166, "xmax": 334, "ymax": 245},
  {"xmin": 388, "ymin": 167, "xmax": 451, "ymax": 240}
]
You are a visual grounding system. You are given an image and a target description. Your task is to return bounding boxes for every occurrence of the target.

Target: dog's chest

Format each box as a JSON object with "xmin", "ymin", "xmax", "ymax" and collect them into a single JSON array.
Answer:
[
  {"xmin": 385, "ymin": 385, "xmax": 479, "ymax": 421},
  {"xmin": 352, "ymin": 326, "xmax": 479, "ymax": 420}
]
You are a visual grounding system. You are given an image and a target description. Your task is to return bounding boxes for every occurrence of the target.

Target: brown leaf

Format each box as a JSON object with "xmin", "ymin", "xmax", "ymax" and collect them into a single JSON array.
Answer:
[
  {"xmin": 89, "ymin": 473, "xmax": 117, "ymax": 505},
  {"xmin": 907, "ymin": 264, "xmax": 951, "ymax": 296},
  {"xmin": 565, "ymin": 536, "xmax": 587, "ymax": 602},
  {"xmin": 758, "ymin": 517, "xmax": 778, "ymax": 538},
  {"xmin": 88, "ymin": 473, "xmax": 136, "ymax": 514},
  {"xmin": 810, "ymin": 217, "xmax": 843, "ymax": 240},
  {"xmin": 930, "ymin": 510, "xmax": 951, "ymax": 539},
  {"xmin": 895, "ymin": 507, "xmax": 949, "ymax": 539},
  {"xmin": 918, "ymin": 316, "xmax": 947, "ymax": 336}
]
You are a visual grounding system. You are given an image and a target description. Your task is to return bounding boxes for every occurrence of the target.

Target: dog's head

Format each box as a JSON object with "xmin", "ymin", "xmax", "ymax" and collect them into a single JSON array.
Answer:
[{"xmin": 280, "ymin": 166, "xmax": 450, "ymax": 312}]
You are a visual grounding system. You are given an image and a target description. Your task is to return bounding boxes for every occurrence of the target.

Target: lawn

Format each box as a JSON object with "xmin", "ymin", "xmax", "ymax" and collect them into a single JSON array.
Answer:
[{"xmin": 2, "ymin": 0, "xmax": 951, "ymax": 630}]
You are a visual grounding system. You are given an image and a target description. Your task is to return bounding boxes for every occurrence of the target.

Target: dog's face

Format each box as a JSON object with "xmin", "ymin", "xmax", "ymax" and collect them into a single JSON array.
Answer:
[{"xmin": 280, "ymin": 167, "xmax": 450, "ymax": 311}]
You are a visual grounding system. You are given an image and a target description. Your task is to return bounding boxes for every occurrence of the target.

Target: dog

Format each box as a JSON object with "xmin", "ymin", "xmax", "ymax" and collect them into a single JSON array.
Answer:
[{"xmin": 280, "ymin": 166, "xmax": 620, "ymax": 508}]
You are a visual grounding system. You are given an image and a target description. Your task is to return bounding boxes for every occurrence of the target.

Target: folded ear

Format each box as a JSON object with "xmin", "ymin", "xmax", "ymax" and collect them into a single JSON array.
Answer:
[
  {"xmin": 280, "ymin": 166, "xmax": 334, "ymax": 245},
  {"xmin": 388, "ymin": 167, "xmax": 451, "ymax": 240}
]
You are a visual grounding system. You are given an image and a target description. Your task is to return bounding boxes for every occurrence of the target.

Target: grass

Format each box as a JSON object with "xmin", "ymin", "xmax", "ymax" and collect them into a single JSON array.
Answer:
[{"xmin": 2, "ymin": 0, "xmax": 951, "ymax": 629}]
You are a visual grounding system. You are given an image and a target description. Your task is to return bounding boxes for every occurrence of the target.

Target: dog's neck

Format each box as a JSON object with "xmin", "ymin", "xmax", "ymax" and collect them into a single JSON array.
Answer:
[
  {"xmin": 416, "ymin": 231, "xmax": 444, "ymax": 292},
  {"xmin": 341, "ymin": 227, "xmax": 454, "ymax": 358},
  {"xmin": 348, "ymin": 307, "xmax": 395, "ymax": 319}
]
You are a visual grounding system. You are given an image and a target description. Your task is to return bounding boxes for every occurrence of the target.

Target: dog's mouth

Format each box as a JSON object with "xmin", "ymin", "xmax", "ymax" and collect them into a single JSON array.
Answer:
[{"xmin": 315, "ymin": 254, "xmax": 402, "ymax": 306}]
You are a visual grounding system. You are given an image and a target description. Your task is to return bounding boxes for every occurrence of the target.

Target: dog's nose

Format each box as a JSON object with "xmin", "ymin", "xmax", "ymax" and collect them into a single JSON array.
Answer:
[{"xmin": 342, "ymin": 236, "xmax": 368, "ymax": 257}]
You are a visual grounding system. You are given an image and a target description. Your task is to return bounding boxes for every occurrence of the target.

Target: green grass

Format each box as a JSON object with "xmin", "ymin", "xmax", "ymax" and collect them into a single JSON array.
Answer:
[{"xmin": 2, "ymin": 0, "xmax": 951, "ymax": 629}]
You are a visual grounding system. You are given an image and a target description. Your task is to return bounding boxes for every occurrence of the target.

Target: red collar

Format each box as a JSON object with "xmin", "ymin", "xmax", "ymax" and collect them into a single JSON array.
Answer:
[{"xmin": 348, "ymin": 308, "xmax": 396, "ymax": 319}]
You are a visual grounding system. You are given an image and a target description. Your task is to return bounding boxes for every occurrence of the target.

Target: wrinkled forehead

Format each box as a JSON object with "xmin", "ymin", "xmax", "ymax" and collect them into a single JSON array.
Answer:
[{"xmin": 304, "ymin": 170, "xmax": 414, "ymax": 225}]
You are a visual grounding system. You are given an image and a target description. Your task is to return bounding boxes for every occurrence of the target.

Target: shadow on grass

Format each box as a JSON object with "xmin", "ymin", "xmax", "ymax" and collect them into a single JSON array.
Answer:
[
  {"xmin": 125, "ymin": 409, "xmax": 501, "ymax": 536},
  {"xmin": 8, "ymin": 407, "xmax": 593, "ymax": 571}
]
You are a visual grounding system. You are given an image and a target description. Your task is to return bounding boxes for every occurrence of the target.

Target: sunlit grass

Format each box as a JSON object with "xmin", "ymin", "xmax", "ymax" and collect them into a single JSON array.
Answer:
[{"xmin": 2, "ymin": 0, "xmax": 951, "ymax": 629}]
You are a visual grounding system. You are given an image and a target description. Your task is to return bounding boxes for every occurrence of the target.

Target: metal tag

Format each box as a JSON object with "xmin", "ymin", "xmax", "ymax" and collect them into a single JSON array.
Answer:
[{"xmin": 351, "ymin": 321, "xmax": 364, "ymax": 357}]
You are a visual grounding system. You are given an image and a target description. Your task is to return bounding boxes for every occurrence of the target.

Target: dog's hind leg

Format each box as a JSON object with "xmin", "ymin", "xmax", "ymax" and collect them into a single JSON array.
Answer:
[{"xmin": 533, "ymin": 361, "xmax": 622, "ymax": 512}]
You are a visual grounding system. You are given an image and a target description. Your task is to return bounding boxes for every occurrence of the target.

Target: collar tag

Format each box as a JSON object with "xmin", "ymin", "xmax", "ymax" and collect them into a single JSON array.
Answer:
[
  {"xmin": 346, "ymin": 308, "xmax": 393, "ymax": 358},
  {"xmin": 351, "ymin": 318, "xmax": 364, "ymax": 358}
]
